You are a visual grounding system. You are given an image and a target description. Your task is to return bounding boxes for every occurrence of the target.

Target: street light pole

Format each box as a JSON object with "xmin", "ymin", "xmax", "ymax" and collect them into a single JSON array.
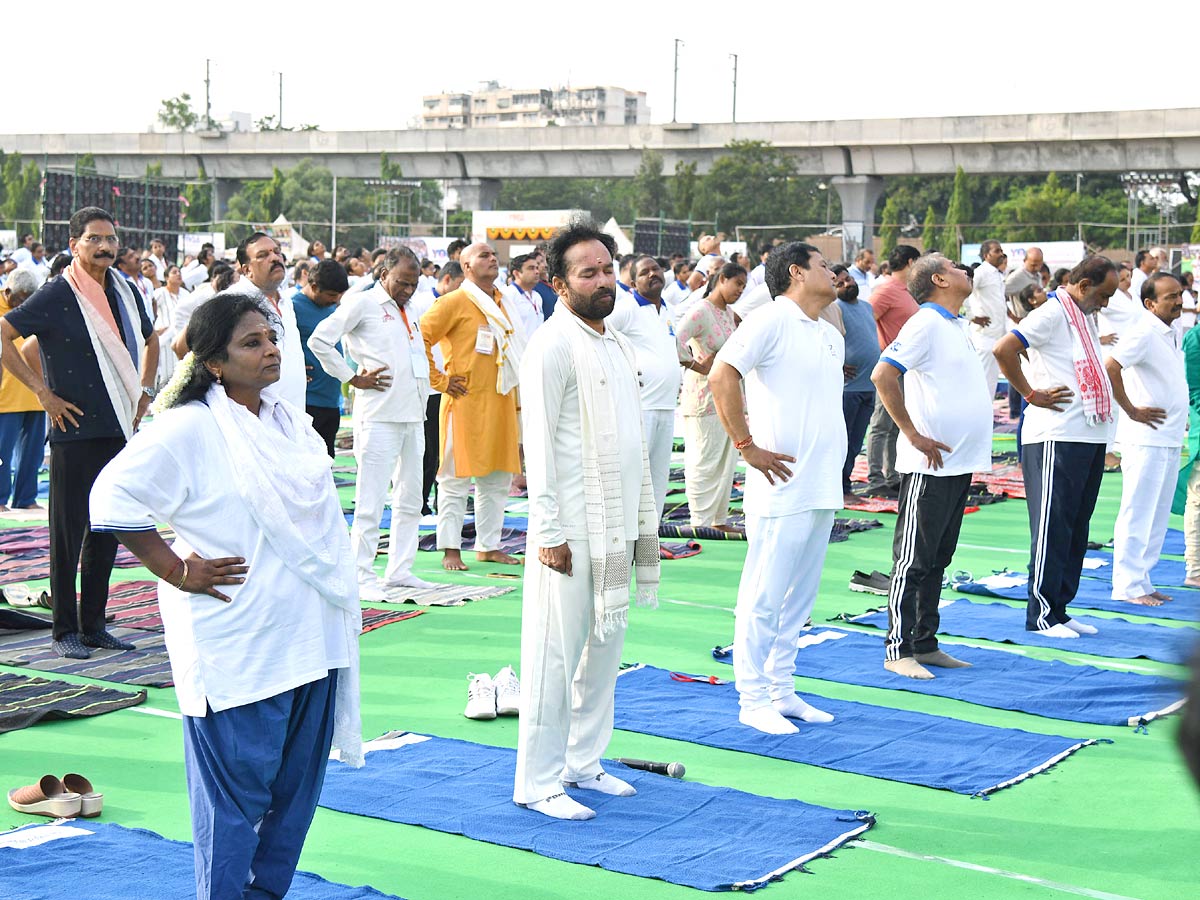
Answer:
[
  {"xmin": 730, "ymin": 54, "xmax": 738, "ymax": 123},
  {"xmin": 673, "ymin": 39, "xmax": 683, "ymax": 122}
]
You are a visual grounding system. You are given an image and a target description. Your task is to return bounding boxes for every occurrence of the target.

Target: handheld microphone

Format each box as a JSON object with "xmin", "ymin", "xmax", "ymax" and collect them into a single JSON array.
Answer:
[{"xmin": 613, "ymin": 757, "xmax": 685, "ymax": 778}]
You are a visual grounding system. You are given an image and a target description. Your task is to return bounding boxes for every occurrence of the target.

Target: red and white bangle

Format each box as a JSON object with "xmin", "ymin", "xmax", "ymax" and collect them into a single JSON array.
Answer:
[
  {"xmin": 1022, "ymin": 389, "xmax": 1036, "ymax": 402},
  {"xmin": 734, "ymin": 435, "xmax": 754, "ymax": 451}
]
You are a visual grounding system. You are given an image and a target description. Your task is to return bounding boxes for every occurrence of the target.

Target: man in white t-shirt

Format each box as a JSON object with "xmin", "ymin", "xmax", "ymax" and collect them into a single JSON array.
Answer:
[
  {"xmin": 1105, "ymin": 273, "xmax": 1187, "ymax": 607},
  {"xmin": 606, "ymin": 255, "xmax": 681, "ymax": 521},
  {"xmin": 994, "ymin": 256, "xmax": 1119, "ymax": 638},
  {"xmin": 873, "ymin": 254, "xmax": 993, "ymax": 679},
  {"xmin": 965, "ymin": 239, "xmax": 1007, "ymax": 399},
  {"xmin": 709, "ymin": 242, "xmax": 845, "ymax": 735}
]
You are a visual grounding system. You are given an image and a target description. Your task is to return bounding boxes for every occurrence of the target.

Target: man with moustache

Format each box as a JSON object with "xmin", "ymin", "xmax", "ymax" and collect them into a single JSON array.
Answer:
[
  {"xmin": 421, "ymin": 242, "xmax": 525, "ymax": 571},
  {"xmin": 0, "ymin": 206, "xmax": 159, "ymax": 659},
  {"xmin": 832, "ymin": 265, "xmax": 879, "ymax": 504},
  {"xmin": 709, "ymin": 242, "xmax": 845, "ymax": 734},
  {"xmin": 311, "ymin": 247, "xmax": 437, "ymax": 599},
  {"xmin": 1105, "ymin": 273, "xmax": 1188, "ymax": 607},
  {"xmin": 606, "ymin": 254, "xmax": 682, "ymax": 521},
  {"xmin": 994, "ymin": 256, "xmax": 1119, "ymax": 637},
  {"xmin": 514, "ymin": 218, "xmax": 659, "ymax": 821}
]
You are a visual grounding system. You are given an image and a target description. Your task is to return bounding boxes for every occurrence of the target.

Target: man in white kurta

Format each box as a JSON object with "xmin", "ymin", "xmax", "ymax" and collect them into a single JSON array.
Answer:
[
  {"xmin": 514, "ymin": 226, "xmax": 657, "ymax": 822},
  {"xmin": 606, "ymin": 255, "xmax": 682, "ymax": 521},
  {"xmin": 709, "ymin": 242, "xmax": 846, "ymax": 735},
  {"xmin": 309, "ymin": 247, "xmax": 434, "ymax": 600},
  {"xmin": 1105, "ymin": 273, "xmax": 1188, "ymax": 606},
  {"xmin": 966, "ymin": 239, "xmax": 1007, "ymax": 399}
]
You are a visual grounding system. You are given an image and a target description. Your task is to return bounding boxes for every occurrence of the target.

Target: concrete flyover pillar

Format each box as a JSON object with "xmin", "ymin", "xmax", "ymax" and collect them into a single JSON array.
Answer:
[
  {"xmin": 445, "ymin": 177, "xmax": 501, "ymax": 212},
  {"xmin": 832, "ymin": 175, "xmax": 885, "ymax": 261},
  {"xmin": 212, "ymin": 177, "xmax": 239, "ymax": 221}
]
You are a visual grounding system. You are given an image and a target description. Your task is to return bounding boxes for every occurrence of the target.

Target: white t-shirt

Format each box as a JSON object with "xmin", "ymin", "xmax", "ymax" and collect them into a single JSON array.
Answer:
[
  {"xmin": 1014, "ymin": 295, "xmax": 1115, "ymax": 446},
  {"xmin": 880, "ymin": 305, "xmax": 994, "ymax": 477},
  {"xmin": 605, "ymin": 291, "xmax": 681, "ymax": 411},
  {"xmin": 716, "ymin": 299, "xmax": 846, "ymax": 517},
  {"xmin": 729, "ymin": 281, "xmax": 772, "ymax": 320},
  {"xmin": 502, "ymin": 283, "xmax": 543, "ymax": 340},
  {"xmin": 1111, "ymin": 312, "xmax": 1188, "ymax": 448}
]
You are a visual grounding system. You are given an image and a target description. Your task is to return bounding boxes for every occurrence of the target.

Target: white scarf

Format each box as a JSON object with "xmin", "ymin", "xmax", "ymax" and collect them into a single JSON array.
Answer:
[
  {"xmin": 557, "ymin": 313, "xmax": 660, "ymax": 639},
  {"xmin": 63, "ymin": 268, "xmax": 145, "ymax": 440},
  {"xmin": 461, "ymin": 279, "xmax": 525, "ymax": 395},
  {"xmin": 205, "ymin": 384, "xmax": 364, "ymax": 766}
]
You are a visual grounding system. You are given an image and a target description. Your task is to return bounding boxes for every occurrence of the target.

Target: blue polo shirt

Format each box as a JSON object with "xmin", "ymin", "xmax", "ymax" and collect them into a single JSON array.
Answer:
[
  {"xmin": 838, "ymin": 297, "xmax": 881, "ymax": 393},
  {"xmin": 4, "ymin": 270, "xmax": 153, "ymax": 443},
  {"xmin": 291, "ymin": 288, "xmax": 343, "ymax": 410}
]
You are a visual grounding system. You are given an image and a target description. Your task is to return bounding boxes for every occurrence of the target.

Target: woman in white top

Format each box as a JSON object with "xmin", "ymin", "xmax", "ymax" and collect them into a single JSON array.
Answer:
[
  {"xmin": 676, "ymin": 262, "xmax": 747, "ymax": 529},
  {"xmin": 90, "ymin": 295, "xmax": 362, "ymax": 899},
  {"xmin": 151, "ymin": 265, "xmax": 189, "ymax": 389}
]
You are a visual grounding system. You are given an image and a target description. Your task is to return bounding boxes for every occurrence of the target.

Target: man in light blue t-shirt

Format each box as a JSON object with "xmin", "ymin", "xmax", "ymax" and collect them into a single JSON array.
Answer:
[{"xmin": 833, "ymin": 265, "xmax": 880, "ymax": 504}]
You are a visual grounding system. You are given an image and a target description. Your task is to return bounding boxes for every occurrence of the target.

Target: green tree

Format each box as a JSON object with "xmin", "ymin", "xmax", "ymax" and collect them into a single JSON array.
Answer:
[
  {"xmin": 632, "ymin": 150, "xmax": 668, "ymax": 218},
  {"xmin": 692, "ymin": 140, "xmax": 801, "ymax": 232},
  {"xmin": 1, "ymin": 158, "xmax": 41, "ymax": 232},
  {"xmin": 877, "ymin": 195, "xmax": 901, "ymax": 257},
  {"xmin": 1191, "ymin": 197, "xmax": 1200, "ymax": 244},
  {"xmin": 183, "ymin": 161, "xmax": 212, "ymax": 228},
  {"xmin": 988, "ymin": 172, "xmax": 1079, "ymax": 242},
  {"xmin": 921, "ymin": 205, "xmax": 939, "ymax": 252},
  {"xmin": 671, "ymin": 160, "xmax": 698, "ymax": 220},
  {"xmin": 145, "ymin": 161, "xmax": 163, "ymax": 178},
  {"xmin": 940, "ymin": 166, "xmax": 970, "ymax": 258},
  {"xmin": 157, "ymin": 93, "xmax": 199, "ymax": 132}
]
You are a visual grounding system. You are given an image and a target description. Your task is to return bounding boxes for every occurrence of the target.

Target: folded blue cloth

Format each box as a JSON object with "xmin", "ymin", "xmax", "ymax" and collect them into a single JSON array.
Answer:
[
  {"xmin": 614, "ymin": 665, "xmax": 1098, "ymax": 796},
  {"xmin": 847, "ymin": 599, "xmax": 1197, "ymax": 666},
  {"xmin": 320, "ymin": 733, "xmax": 873, "ymax": 891},
  {"xmin": 711, "ymin": 629, "xmax": 1185, "ymax": 727},
  {"xmin": 0, "ymin": 822, "xmax": 400, "ymax": 899}
]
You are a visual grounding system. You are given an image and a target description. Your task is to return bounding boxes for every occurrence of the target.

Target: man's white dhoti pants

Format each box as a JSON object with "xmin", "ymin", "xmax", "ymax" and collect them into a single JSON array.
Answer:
[
  {"xmin": 971, "ymin": 334, "xmax": 1000, "ymax": 401},
  {"xmin": 683, "ymin": 414, "xmax": 737, "ymax": 525},
  {"xmin": 1112, "ymin": 443, "xmax": 1179, "ymax": 600},
  {"xmin": 514, "ymin": 538, "xmax": 630, "ymax": 804},
  {"xmin": 351, "ymin": 419, "xmax": 424, "ymax": 584},
  {"xmin": 642, "ymin": 409, "xmax": 674, "ymax": 522},
  {"xmin": 435, "ymin": 413, "xmax": 513, "ymax": 551},
  {"xmin": 734, "ymin": 510, "xmax": 834, "ymax": 710}
]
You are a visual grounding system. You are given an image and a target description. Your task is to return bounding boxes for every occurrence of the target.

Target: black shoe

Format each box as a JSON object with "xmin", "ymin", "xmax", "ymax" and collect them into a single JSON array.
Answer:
[
  {"xmin": 864, "ymin": 485, "xmax": 900, "ymax": 499},
  {"xmin": 52, "ymin": 633, "xmax": 91, "ymax": 659},
  {"xmin": 81, "ymin": 630, "xmax": 137, "ymax": 651},
  {"xmin": 849, "ymin": 570, "xmax": 891, "ymax": 596}
]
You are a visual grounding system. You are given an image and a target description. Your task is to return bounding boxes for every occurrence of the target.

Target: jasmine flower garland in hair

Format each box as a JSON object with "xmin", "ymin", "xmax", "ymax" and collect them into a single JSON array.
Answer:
[{"xmin": 152, "ymin": 351, "xmax": 197, "ymax": 414}]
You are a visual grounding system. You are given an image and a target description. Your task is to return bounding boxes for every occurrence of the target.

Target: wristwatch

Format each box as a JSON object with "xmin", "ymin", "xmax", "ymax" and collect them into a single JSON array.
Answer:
[{"xmin": 141, "ymin": 386, "xmax": 157, "ymax": 400}]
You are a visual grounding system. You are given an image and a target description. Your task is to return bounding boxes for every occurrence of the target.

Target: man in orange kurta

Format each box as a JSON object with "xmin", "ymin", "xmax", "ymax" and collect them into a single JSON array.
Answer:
[{"xmin": 422, "ymin": 242, "xmax": 524, "ymax": 570}]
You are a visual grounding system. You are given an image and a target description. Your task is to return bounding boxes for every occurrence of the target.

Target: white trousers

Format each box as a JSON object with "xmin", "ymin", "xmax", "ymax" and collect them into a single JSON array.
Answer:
[
  {"xmin": 513, "ymin": 538, "xmax": 630, "ymax": 804},
  {"xmin": 684, "ymin": 414, "xmax": 736, "ymax": 526},
  {"xmin": 351, "ymin": 419, "xmax": 424, "ymax": 584},
  {"xmin": 435, "ymin": 413, "xmax": 512, "ymax": 551},
  {"xmin": 733, "ymin": 510, "xmax": 834, "ymax": 710},
  {"xmin": 643, "ymin": 408, "xmax": 675, "ymax": 522},
  {"xmin": 971, "ymin": 334, "xmax": 1000, "ymax": 400},
  {"xmin": 1112, "ymin": 443, "xmax": 1179, "ymax": 600}
]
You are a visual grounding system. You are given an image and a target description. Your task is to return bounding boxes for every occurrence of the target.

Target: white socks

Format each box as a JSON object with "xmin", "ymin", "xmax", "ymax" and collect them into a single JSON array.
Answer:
[
  {"xmin": 772, "ymin": 694, "xmax": 835, "ymax": 723},
  {"xmin": 565, "ymin": 773, "xmax": 636, "ymax": 797},
  {"xmin": 884, "ymin": 657, "xmax": 935, "ymax": 679},
  {"xmin": 1034, "ymin": 623, "xmax": 1078, "ymax": 638},
  {"xmin": 739, "ymin": 705, "xmax": 799, "ymax": 735},
  {"xmin": 1063, "ymin": 619, "xmax": 1098, "ymax": 635},
  {"xmin": 524, "ymin": 792, "xmax": 595, "ymax": 820}
]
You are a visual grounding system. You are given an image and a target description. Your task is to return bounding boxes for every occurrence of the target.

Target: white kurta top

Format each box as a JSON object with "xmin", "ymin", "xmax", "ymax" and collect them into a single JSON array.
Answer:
[
  {"xmin": 89, "ymin": 399, "xmax": 353, "ymax": 716},
  {"xmin": 967, "ymin": 261, "xmax": 1007, "ymax": 341},
  {"xmin": 519, "ymin": 306, "xmax": 643, "ymax": 549},
  {"xmin": 308, "ymin": 284, "xmax": 429, "ymax": 423}
]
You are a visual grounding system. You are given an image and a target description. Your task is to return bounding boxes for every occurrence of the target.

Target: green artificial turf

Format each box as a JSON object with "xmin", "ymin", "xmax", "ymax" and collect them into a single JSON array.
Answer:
[{"xmin": 2, "ymin": 441, "xmax": 1198, "ymax": 899}]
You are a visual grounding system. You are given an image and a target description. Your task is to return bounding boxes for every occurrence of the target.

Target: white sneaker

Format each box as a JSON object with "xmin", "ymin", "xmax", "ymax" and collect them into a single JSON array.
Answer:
[
  {"xmin": 493, "ymin": 665, "xmax": 521, "ymax": 716},
  {"xmin": 464, "ymin": 673, "xmax": 497, "ymax": 720}
]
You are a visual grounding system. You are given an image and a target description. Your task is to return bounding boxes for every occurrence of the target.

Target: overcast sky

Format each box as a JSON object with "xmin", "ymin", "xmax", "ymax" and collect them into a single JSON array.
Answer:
[{"xmin": 6, "ymin": 0, "xmax": 1197, "ymax": 135}]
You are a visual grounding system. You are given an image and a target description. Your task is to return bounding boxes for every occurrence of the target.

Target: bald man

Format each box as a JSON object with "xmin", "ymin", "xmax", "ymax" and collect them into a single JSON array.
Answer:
[{"xmin": 421, "ymin": 242, "xmax": 526, "ymax": 571}]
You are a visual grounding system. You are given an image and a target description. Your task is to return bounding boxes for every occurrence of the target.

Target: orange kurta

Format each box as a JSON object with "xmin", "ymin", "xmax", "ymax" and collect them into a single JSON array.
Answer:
[{"xmin": 421, "ymin": 286, "xmax": 521, "ymax": 478}]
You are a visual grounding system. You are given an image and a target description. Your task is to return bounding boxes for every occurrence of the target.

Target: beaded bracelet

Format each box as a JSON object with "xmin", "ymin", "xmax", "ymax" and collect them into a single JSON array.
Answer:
[{"xmin": 733, "ymin": 435, "xmax": 753, "ymax": 451}]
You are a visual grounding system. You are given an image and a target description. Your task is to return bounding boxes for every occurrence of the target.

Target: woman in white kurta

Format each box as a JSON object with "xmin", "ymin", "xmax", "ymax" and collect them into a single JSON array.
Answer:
[
  {"xmin": 151, "ymin": 265, "xmax": 188, "ymax": 389},
  {"xmin": 676, "ymin": 262, "xmax": 746, "ymax": 529},
  {"xmin": 90, "ymin": 294, "xmax": 362, "ymax": 900}
]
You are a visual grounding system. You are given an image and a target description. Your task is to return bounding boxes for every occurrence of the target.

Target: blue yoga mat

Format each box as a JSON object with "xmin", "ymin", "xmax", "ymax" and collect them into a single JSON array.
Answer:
[
  {"xmin": 846, "ymin": 599, "xmax": 1198, "ymax": 666},
  {"xmin": 1161, "ymin": 527, "xmax": 1185, "ymax": 557},
  {"xmin": 320, "ymin": 733, "xmax": 873, "ymax": 891},
  {"xmin": 1080, "ymin": 551, "xmax": 1199, "ymax": 592},
  {"xmin": 0, "ymin": 822, "xmax": 401, "ymax": 900},
  {"xmin": 954, "ymin": 574, "xmax": 1200, "ymax": 623},
  {"xmin": 614, "ymin": 665, "xmax": 1098, "ymax": 796},
  {"xmin": 711, "ymin": 629, "xmax": 1185, "ymax": 727}
]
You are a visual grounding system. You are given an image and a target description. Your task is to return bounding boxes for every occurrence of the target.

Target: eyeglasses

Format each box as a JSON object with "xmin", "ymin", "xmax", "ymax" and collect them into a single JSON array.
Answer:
[{"xmin": 78, "ymin": 235, "xmax": 120, "ymax": 246}]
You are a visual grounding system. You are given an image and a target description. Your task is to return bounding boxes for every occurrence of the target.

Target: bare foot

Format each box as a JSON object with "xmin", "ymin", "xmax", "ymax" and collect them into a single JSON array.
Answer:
[
  {"xmin": 1120, "ymin": 594, "xmax": 1163, "ymax": 607},
  {"xmin": 442, "ymin": 550, "xmax": 469, "ymax": 571},
  {"xmin": 1184, "ymin": 577, "xmax": 1200, "ymax": 589},
  {"xmin": 1150, "ymin": 590, "xmax": 1174, "ymax": 602},
  {"xmin": 476, "ymin": 550, "xmax": 522, "ymax": 566}
]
